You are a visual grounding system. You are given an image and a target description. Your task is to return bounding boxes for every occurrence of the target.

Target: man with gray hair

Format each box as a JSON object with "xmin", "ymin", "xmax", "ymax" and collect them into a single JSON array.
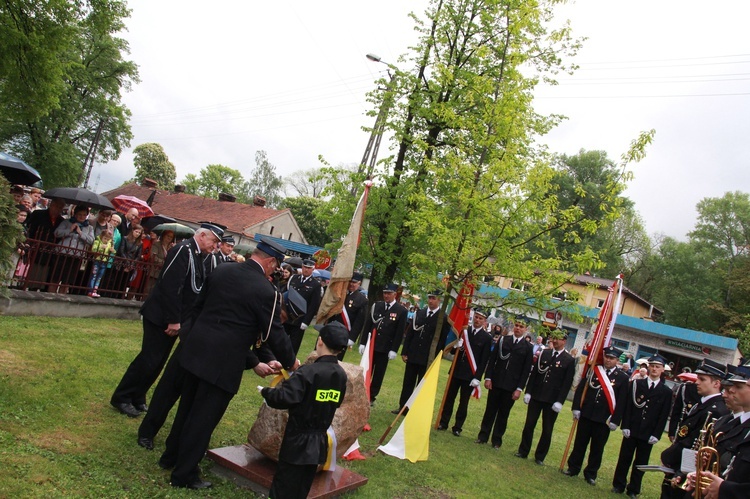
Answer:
[{"xmin": 110, "ymin": 223, "xmax": 223, "ymax": 418}]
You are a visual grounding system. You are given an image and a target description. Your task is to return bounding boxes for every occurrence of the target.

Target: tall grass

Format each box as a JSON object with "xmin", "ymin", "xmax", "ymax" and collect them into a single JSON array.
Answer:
[{"xmin": 0, "ymin": 316, "xmax": 667, "ymax": 498}]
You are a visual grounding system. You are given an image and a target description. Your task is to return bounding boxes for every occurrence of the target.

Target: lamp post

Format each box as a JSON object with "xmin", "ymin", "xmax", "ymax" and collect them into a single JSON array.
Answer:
[{"xmin": 351, "ymin": 54, "xmax": 398, "ymax": 197}]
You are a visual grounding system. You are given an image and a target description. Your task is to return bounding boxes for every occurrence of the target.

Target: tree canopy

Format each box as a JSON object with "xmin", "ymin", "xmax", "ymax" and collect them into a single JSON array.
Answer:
[
  {"xmin": 182, "ymin": 164, "xmax": 243, "ymax": 199},
  {"xmin": 133, "ymin": 143, "xmax": 176, "ymax": 189}
]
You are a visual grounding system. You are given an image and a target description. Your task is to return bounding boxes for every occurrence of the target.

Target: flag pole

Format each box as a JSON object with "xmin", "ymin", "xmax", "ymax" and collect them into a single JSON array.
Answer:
[
  {"xmin": 379, "ymin": 405, "xmax": 407, "ymax": 445},
  {"xmin": 434, "ymin": 336, "xmax": 461, "ymax": 429}
]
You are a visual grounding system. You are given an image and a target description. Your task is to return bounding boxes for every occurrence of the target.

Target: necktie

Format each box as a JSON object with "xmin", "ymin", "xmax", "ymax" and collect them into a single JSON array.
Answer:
[
  {"xmin": 552, "ymin": 351, "xmax": 558, "ymax": 359},
  {"xmin": 648, "ymin": 381, "xmax": 655, "ymax": 391},
  {"xmin": 385, "ymin": 303, "xmax": 391, "ymax": 311},
  {"xmin": 427, "ymin": 310, "xmax": 434, "ymax": 318}
]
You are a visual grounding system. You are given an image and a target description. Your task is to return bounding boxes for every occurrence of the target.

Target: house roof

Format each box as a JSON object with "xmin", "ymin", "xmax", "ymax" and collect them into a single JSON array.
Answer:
[
  {"xmin": 101, "ymin": 183, "xmax": 295, "ymax": 237},
  {"xmin": 573, "ymin": 274, "xmax": 662, "ymax": 316}
]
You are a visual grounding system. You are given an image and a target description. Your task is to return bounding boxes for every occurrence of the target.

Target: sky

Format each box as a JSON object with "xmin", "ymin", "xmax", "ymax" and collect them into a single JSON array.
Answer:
[{"xmin": 92, "ymin": 0, "xmax": 750, "ymax": 240}]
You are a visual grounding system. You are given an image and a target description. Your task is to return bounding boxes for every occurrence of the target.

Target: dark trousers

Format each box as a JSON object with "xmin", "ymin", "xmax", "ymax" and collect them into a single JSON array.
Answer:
[
  {"xmin": 269, "ymin": 461, "xmax": 318, "ymax": 499},
  {"xmin": 518, "ymin": 398, "xmax": 559, "ymax": 462},
  {"xmin": 438, "ymin": 376, "xmax": 472, "ymax": 432},
  {"xmin": 477, "ymin": 387, "xmax": 516, "ymax": 446},
  {"xmin": 138, "ymin": 343, "xmax": 186, "ymax": 440},
  {"xmin": 111, "ymin": 318, "xmax": 177, "ymax": 406},
  {"xmin": 369, "ymin": 351, "xmax": 390, "ymax": 402},
  {"xmin": 398, "ymin": 362, "xmax": 427, "ymax": 409},
  {"xmin": 612, "ymin": 437, "xmax": 654, "ymax": 495},
  {"xmin": 567, "ymin": 417, "xmax": 611, "ymax": 479},
  {"xmin": 162, "ymin": 372, "xmax": 233, "ymax": 485},
  {"xmin": 284, "ymin": 322, "xmax": 306, "ymax": 356}
]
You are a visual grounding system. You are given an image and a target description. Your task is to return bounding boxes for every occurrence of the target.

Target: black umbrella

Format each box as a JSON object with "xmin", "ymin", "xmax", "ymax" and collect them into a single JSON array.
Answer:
[
  {"xmin": 141, "ymin": 214, "xmax": 176, "ymax": 232},
  {"xmin": 0, "ymin": 152, "xmax": 42, "ymax": 186},
  {"xmin": 44, "ymin": 187, "xmax": 115, "ymax": 211},
  {"xmin": 285, "ymin": 256, "xmax": 304, "ymax": 268}
]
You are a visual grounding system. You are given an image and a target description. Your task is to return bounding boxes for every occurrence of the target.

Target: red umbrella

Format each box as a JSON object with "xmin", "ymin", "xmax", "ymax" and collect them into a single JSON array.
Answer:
[{"xmin": 111, "ymin": 195, "xmax": 154, "ymax": 217}]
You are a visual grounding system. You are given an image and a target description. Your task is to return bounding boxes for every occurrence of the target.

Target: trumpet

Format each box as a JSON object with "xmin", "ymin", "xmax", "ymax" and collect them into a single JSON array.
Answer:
[{"xmin": 679, "ymin": 418, "xmax": 722, "ymax": 498}]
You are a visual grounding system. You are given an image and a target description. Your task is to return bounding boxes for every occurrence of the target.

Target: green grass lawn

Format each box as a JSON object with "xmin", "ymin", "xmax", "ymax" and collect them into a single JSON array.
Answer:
[{"xmin": 0, "ymin": 316, "xmax": 669, "ymax": 498}]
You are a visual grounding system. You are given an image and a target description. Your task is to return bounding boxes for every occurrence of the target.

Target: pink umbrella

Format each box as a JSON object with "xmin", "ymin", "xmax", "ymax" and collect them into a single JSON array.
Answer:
[{"xmin": 111, "ymin": 194, "xmax": 154, "ymax": 218}]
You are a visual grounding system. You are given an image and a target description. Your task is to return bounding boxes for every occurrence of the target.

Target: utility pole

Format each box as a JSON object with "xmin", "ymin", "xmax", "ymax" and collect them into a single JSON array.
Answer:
[{"xmin": 81, "ymin": 119, "xmax": 105, "ymax": 188}]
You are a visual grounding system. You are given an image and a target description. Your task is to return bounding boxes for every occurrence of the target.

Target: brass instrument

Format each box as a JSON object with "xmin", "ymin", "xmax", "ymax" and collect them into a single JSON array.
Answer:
[{"xmin": 679, "ymin": 418, "xmax": 722, "ymax": 498}]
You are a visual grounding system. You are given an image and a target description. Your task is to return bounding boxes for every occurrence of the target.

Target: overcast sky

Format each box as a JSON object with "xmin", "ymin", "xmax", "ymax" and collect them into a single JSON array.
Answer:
[{"xmin": 93, "ymin": 0, "xmax": 750, "ymax": 240}]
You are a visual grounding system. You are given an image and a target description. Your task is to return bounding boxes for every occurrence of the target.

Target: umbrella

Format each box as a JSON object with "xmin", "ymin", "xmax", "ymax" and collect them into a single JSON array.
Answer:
[
  {"xmin": 111, "ymin": 194, "xmax": 154, "ymax": 218},
  {"xmin": 285, "ymin": 256, "xmax": 304, "ymax": 268},
  {"xmin": 313, "ymin": 269, "xmax": 331, "ymax": 280},
  {"xmin": 0, "ymin": 152, "xmax": 42, "ymax": 186},
  {"xmin": 141, "ymin": 214, "xmax": 176, "ymax": 232},
  {"xmin": 152, "ymin": 222, "xmax": 195, "ymax": 238},
  {"xmin": 44, "ymin": 187, "xmax": 115, "ymax": 210}
]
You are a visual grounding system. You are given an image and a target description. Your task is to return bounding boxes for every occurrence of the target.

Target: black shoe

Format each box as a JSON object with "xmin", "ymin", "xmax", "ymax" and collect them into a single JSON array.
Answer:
[
  {"xmin": 474, "ymin": 439, "xmax": 486, "ymax": 444},
  {"xmin": 611, "ymin": 487, "xmax": 624, "ymax": 494},
  {"xmin": 170, "ymin": 479, "xmax": 212, "ymax": 490},
  {"xmin": 111, "ymin": 402, "xmax": 141, "ymax": 418},
  {"xmin": 134, "ymin": 403, "xmax": 148, "ymax": 412},
  {"xmin": 626, "ymin": 493, "xmax": 638, "ymax": 499},
  {"xmin": 492, "ymin": 444, "xmax": 501, "ymax": 449},
  {"xmin": 514, "ymin": 452, "xmax": 527, "ymax": 459},
  {"xmin": 535, "ymin": 459, "xmax": 544, "ymax": 466},
  {"xmin": 436, "ymin": 425, "xmax": 447, "ymax": 431},
  {"xmin": 137, "ymin": 436, "xmax": 154, "ymax": 450},
  {"xmin": 158, "ymin": 459, "xmax": 174, "ymax": 470},
  {"xmin": 452, "ymin": 429, "xmax": 461, "ymax": 437},
  {"xmin": 562, "ymin": 469, "xmax": 577, "ymax": 476},
  {"xmin": 391, "ymin": 409, "xmax": 400, "ymax": 415},
  {"xmin": 585, "ymin": 478, "xmax": 596, "ymax": 486}
]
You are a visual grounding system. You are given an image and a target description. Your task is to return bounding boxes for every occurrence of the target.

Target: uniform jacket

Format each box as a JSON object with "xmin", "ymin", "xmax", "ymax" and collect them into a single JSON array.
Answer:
[
  {"xmin": 179, "ymin": 259, "xmax": 296, "ymax": 395},
  {"xmin": 719, "ymin": 426, "xmax": 750, "ymax": 499},
  {"xmin": 262, "ymin": 355, "xmax": 347, "ymax": 465},
  {"xmin": 287, "ymin": 274, "xmax": 322, "ymax": 326},
  {"xmin": 401, "ymin": 308, "xmax": 450, "ymax": 367},
  {"xmin": 140, "ymin": 237, "xmax": 204, "ymax": 326},
  {"xmin": 572, "ymin": 366, "xmax": 629, "ymax": 425},
  {"xmin": 620, "ymin": 378, "xmax": 672, "ymax": 441},
  {"xmin": 668, "ymin": 381, "xmax": 701, "ymax": 438},
  {"xmin": 453, "ymin": 327, "xmax": 493, "ymax": 382},
  {"xmin": 484, "ymin": 334, "xmax": 533, "ymax": 392},
  {"xmin": 661, "ymin": 392, "xmax": 728, "ymax": 469},
  {"xmin": 526, "ymin": 348, "xmax": 575, "ymax": 405},
  {"xmin": 717, "ymin": 415, "xmax": 750, "ymax": 473},
  {"xmin": 328, "ymin": 288, "xmax": 368, "ymax": 344},
  {"xmin": 361, "ymin": 301, "xmax": 408, "ymax": 354}
]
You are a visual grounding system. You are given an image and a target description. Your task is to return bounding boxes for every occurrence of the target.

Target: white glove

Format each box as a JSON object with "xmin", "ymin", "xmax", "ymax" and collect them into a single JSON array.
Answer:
[
  {"xmin": 388, "ymin": 350, "xmax": 397, "ymax": 360},
  {"xmin": 622, "ymin": 429, "xmax": 631, "ymax": 438},
  {"xmin": 648, "ymin": 435, "xmax": 659, "ymax": 445},
  {"xmin": 300, "ymin": 322, "xmax": 307, "ymax": 330},
  {"xmin": 457, "ymin": 338, "xmax": 464, "ymax": 348},
  {"xmin": 256, "ymin": 385, "xmax": 264, "ymax": 394},
  {"xmin": 358, "ymin": 345, "xmax": 365, "ymax": 355},
  {"xmin": 523, "ymin": 394, "xmax": 531, "ymax": 404},
  {"xmin": 470, "ymin": 378, "xmax": 480, "ymax": 388},
  {"xmin": 572, "ymin": 410, "xmax": 581, "ymax": 420},
  {"xmin": 552, "ymin": 402, "xmax": 562, "ymax": 413},
  {"xmin": 608, "ymin": 422, "xmax": 618, "ymax": 431},
  {"xmin": 347, "ymin": 339, "xmax": 354, "ymax": 348}
]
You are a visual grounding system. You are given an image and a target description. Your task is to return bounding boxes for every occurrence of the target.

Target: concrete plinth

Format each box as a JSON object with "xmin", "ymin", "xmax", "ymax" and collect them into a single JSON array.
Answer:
[{"xmin": 207, "ymin": 444, "xmax": 368, "ymax": 498}]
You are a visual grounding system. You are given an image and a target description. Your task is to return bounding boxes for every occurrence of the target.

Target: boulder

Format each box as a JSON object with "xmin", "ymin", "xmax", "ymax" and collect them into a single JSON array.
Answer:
[{"xmin": 247, "ymin": 353, "xmax": 370, "ymax": 462}]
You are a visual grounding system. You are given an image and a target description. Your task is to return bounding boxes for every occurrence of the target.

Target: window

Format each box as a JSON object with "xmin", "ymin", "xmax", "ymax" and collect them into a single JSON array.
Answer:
[
  {"xmin": 552, "ymin": 291, "xmax": 567, "ymax": 301},
  {"xmin": 288, "ymin": 233, "xmax": 293, "ymax": 240},
  {"xmin": 269, "ymin": 226, "xmax": 275, "ymax": 235},
  {"xmin": 509, "ymin": 280, "xmax": 530, "ymax": 292},
  {"xmin": 611, "ymin": 338, "xmax": 629, "ymax": 350},
  {"xmin": 596, "ymin": 298, "xmax": 605, "ymax": 308}
]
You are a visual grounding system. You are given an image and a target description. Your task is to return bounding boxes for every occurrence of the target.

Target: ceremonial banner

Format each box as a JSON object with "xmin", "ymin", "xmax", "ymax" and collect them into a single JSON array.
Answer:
[
  {"xmin": 581, "ymin": 275, "xmax": 623, "ymax": 380},
  {"xmin": 378, "ymin": 352, "xmax": 442, "ymax": 462}
]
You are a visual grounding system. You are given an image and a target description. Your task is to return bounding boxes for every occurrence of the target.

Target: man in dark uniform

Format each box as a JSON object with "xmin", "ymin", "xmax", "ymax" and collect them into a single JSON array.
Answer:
[
  {"xmin": 476, "ymin": 318, "xmax": 534, "ymax": 448},
  {"xmin": 515, "ymin": 329, "xmax": 575, "ymax": 465},
  {"xmin": 685, "ymin": 365, "xmax": 750, "ymax": 499},
  {"xmin": 394, "ymin": 290, "xmax": 450, "ymax": 414},
  {"xmin": 714, "ymin": 366, "xmax": 750, "ymax": 474},
  {"xmin": 612, "ymin": 354, "xmax": 673, "ymax": 497},
  {"xmin": 327, "ymin": 271, "xmax": 368, "ymax": 361},
  {"xmin": 660, "ymin": 358, "xmax": 728, "ymax": 498},
  {"xmin": 260, "ymin": 322, "xmax": 348, "ymax": 499},
  {"xmin": 668, "ymin": 377, "xmax": 700, "ymax": 442},
  {"xmin": 437, "ymin": 308, "xmax": 492, "ymax": 436},
  {"xmin": 358, "ymin": 283, "xmax": 408, "ymax": 405},
  {"xmin": 215, "ymin": 235, "xmax": 235, "ymax": 264},
  {"xmin": 110, "ymin": 223, "xmax": 223, "ymax": 418},
  {"xmin": 563, "ymin": 346, "xmax": 629, "ymax": 485},
  {"xmin": 161, "ymin": 239, "xmax": 299, "ymax": 489},
  {"xmin": 284, "ymin": 258, "xmax": 322, "ymax": 355}
]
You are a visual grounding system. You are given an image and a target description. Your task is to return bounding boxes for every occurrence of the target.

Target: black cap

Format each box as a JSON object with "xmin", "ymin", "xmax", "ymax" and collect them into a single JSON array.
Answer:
[
  {"xmin": 284, "ymin": 287, "xmax": 307, "ymax": 321},
  {"xmin": 257, "ymin": 239, "xmax": 287, "ymax": 262},
  {"xmin": 383, "ymin": 283, "xmax": 398, "ymax": 292},
  {"xmin": 648, "ymin": 354, "xmax": 667, "ymax": 366},
  {"xmin": 427, "ymin": 289, "xmax": 442, "ymax": 297},
  {"xmin": 729, "ymin": 365, "xmax": 750, "ymax": 383},
  {"xmin": 319, "ymin": 322, "xmax": 349, "ymax": 351},
  {"xmin": 302, "ymin": 258, "xmax": 316, "ymax": 268},
  {"xmin": 351, "ymin": 271, "xmax": 363, "ymax": 282},
  {"xmin": 200, "ymin": 222, "xmax": 224, "ymax": 240},
  {"xmin": 221, "ymin": 235, "xmax": 235, "ymax": 245},
  {"xmin": 694, "ymin": 358, "xmax": 726, "ymax": 378},
  {"xmin": 603, "ymin": 345, "xmax": 622, "ymax": 358},
  {"xmin": 197, "ymin": 220, "xmax": 227, "ymax": 231}
]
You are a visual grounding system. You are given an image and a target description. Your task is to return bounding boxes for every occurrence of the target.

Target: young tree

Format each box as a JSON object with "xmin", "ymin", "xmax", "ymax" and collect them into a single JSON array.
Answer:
[
  {"xmin": 283, "ymin": 167, "xmax": 331, "ymax": 198},
  {"xmin": 181, "ymin": 164, "xmax": 244, "ymax": 199},
  {"xmin": 278, "ymin": 196, "xmax": 330, "ymax": 247},
  {"xmin": 240, "ymin": 150, "xmax": 283, "ymax": 208},
  {"xmin": 133, "ymin": 143, "xmax": 176, "ymax": 189},
  {"xmin": 0, "ymin": 0, "xmax": 139, "ymax": 188}
]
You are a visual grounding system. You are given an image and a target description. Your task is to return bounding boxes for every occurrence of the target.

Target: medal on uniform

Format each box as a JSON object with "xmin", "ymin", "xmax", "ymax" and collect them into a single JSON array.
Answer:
[{"xmin": 678, "ymin": 425, "xmax": 688, "ymax": 438}]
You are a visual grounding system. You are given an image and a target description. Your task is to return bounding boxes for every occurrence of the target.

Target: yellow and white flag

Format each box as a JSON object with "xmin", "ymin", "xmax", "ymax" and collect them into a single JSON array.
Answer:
[{"xmin": 377, "ymin": 352, "xmax": 442, "ymax": 462}]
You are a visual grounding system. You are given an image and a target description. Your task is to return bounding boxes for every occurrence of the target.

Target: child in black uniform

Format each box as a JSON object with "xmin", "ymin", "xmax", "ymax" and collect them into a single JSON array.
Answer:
[{"xmin": 259, "ymin": 322, "xmax": 349, "ymax": 499}]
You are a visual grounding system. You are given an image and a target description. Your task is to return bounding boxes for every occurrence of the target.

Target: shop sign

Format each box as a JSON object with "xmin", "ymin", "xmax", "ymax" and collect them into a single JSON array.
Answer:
[{"xmin": 665, "ymin": 339, "xmax": 711, "ymax": 355}]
